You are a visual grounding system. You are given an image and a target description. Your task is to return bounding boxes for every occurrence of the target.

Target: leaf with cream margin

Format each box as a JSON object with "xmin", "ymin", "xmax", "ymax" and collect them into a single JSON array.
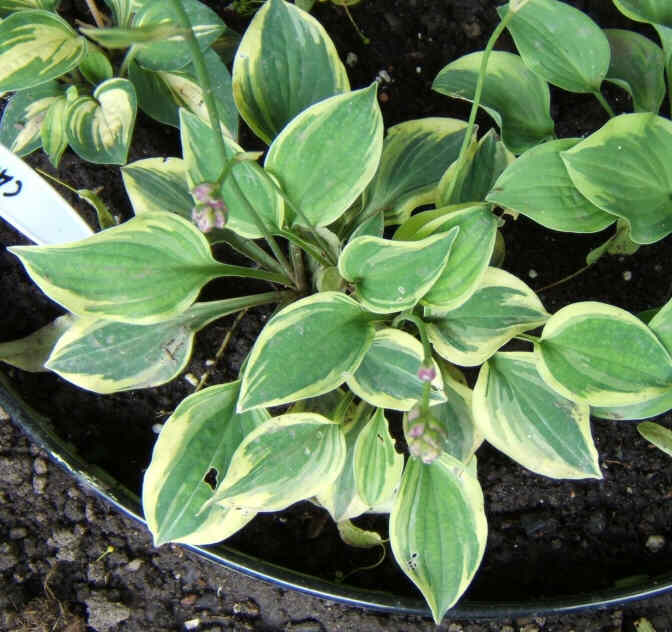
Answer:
[
  {"xmin": 347, "ymin": 328, "xmax": 445, "ymax": 411},
  {"xmin": 473, "ymin": 352, "xmax": 601, "ymax": 479},
  {"xmin": 638, "ymin": 421, "xmax": 672, "ymax": 458},
  {"xmin": 210, "ymin": 413, "xmax": 346, "ymax": 511},
  {"xmin": 359, "ymin": 118, "xmax": 468, "ymax": 226},
  {"xmin": 238, "ymin": 292, "xmax": 375, "ymax": 411},
  {"xmin": 390, "ymin": 454, "xmax": 487, "ymax": 624},
  {"xmin": 232, "ymin": 0, "xmax": 349, "ymax": 144},
  {"xmin": 433, "ymin": 51, "xmax": 554, "ymax": 154},
  {"xmin": 265, "ymin": 84, "xmax": 383, "ymax": 228},
  {"xmin": 339, "ymin": 229, "xmax": 459, "ymax": 314},
  {"xmin": 143, "ymin": 382, "xmax": 268, "ymax": 546},
  {"xmin": 536, "ymin": 301, "xmax": 672, "ymax": 407},
  {"xmin": 0, "ymin": 315, "xmax": 74, "ymax": 372},
  {"xmin": 425, "ymin": 267, "xmax": 549, "ymax": 366}
]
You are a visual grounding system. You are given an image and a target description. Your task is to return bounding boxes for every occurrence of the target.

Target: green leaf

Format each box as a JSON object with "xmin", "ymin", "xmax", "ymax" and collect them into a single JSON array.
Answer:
[
  {"xmin": 432, "ymin": 374, "xmax": 482, "ymax": 464},
  {"xmin": 102, "ymin": 0, "xmax": 135, "ymax": 27},
  {"xmin": 591, "ymin": 388, "xmax": 672, "ymax": 421},
  {"xmin": 122, "ymin": 157, "xmax": 193, "ymax": 219},
  {"xmin": 353, "ymin": 408, "xmax": 404, "ymax": 507},
  {"xmin": 0, "ymin": 314, "xmax": 73, "ymax": 372},
  {"xmin": 9, "ymin": 212, "xmax": 231, "ymax": 324},
  {"xmin": 316, "ymin": 406, "xmax": 370, "ymax": 521},
  {"xmin": 437, "ymin": 129, "xmax": 515, "ymax": 206},
  {"xmin": 487, "ymin": 139, "xmax": 616, "ymax": 233},
  {"xmin": 359, "ymin": 118, "xmax": 468, "ymax": 226},
  {"xmin": 79, "ymin": 24, "xmax": 182, "ymax": 49},
  {"xmin": 433, "ymin": 51, "xmax": 554, "ymax": 154},
  {"xmin": 65, "ymin": 78, "xmax": 137, "ymax": 165},
  {"xmin": 180, "ymin": 109, "xmax": 284, "ymax": 238},
  {"xmin": 604, "ymin": 29, "xmax": 666, "ymax": 114},
  {"xmin": 0, "ymin": 10, "xmax": 86, "ymax": 92},
  {"xmin": 613, "ymin": 0, "xmax": 672, "ymax": 27},
  {"xmin": 238, "ymin": 292, "xmax": 375, "ymax": 411},
  {"xmin": 500, "ymin": 0, "xmax": 610, "ymax": 93},
  {"xmin": 79, "ymin": 44, "xmax": 114, "ymax": 86},
  {"xmin": 0, "ymin": 0, "xmax": 61, "ymax": 14},
  {"xmin": 537, "ymin": 301, "xmax": 672, "ymax": 406},
  {"xmin": 211, "ymin": 412, "xmax": 347, "ymax": 511},
  {"xmin": 337, "ymin": 520, "xmax": 384, "ymax": 548},
  {"xmin": 412, "ymin": 205, "xmax": 499, "ymax": 312},
  {"xmin": 40, "ymin": 96, "xmax": 68, "ymax": 167},
  {"xmin": 347, "ymin": 328, "xmax": 446, "ymax": 411},
  {"xmin": 339, "ymin": 230, "xmax": 458, "ymax": 314},
  {"xmin": 142, "ymin": 382, "xmax": 268, "ymax": 545},
  {"xmin": 425, "ymin": 267, "xmax": 549, "ymax": 366},
  {"xmin": 654, "ymin": 25, "xmax": 672, "ymax": 75},
  {"xmin": 561, "ymin": 113, "xmax": 672, "ymax": 244},
  {"xmin": 131, "ymin": 0, "xmax": 226, "ymax": 71},
  {"xmin": 0, "ymin": 81, "xmax": 63, "ymax": 156},
  {"xmin": 232, "ymin": 0, "xmax": 349, "ymax": 144},
  {"xmin": 265, "ymin": 85, "xmax": 383, "ymax": 228},
  {"xmin": 638, "ymin": 421, "xmax": 672, "ymax": 457},
  {"xmin": 474, "ymin": 352, "xmax": 601, "ymax": 479},
  {"xmin": 390, "ymin": 454, "xmax": 487, "ymax": 624},
  {"xmin": 46, "ymin": 294, "xmax": 278, "ymax": 393},
  {"xmin": 130, "ymin": 49, "xmax": 238, "ymax": 137}
]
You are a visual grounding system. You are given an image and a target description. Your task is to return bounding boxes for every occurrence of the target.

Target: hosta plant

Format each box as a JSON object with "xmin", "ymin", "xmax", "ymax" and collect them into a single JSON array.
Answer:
[
  {"xmin": 5, "ymin": 0, "xmax": 672, "ymax": 623},
  {"xmin": 0, "ymin": 0, "xmax": 238, "ymax": 166}
]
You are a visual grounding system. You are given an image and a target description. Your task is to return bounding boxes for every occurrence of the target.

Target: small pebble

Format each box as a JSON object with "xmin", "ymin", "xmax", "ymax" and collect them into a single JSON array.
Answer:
[
  {"xmin": 205, "ymin": 359, "xmax": 216, "ymax": 367},
  {"xmin": 415, "ymin": 66, "xmax": 422, "ymax": 74},
  {"xmin": 152, "ymin": 423, "xmax": 163, "ymax": 434},
  {"xmin": 33, "ymin": 457, "xmax": 48, "ymax": 475},
  {"xmin": 126, "ymin": 558, "xmax": 143, "ymax": 572},
  {"xmin": 0, "ymin": 405, "xmax": 8, "ymax": 420},
  {"xmin": 623, "ymin": 270, "xmax": 632, "ymax": 281},
  {"xmin": 646, "ymin": 534, "xmax": 666, "ymax": 552},
  {"xmin": 184, "ymin": 373, "xmax": 199, "ymax": 386},
  {"xmin": 376, "ymin": 69, "xmax": 392, "ymax": 83},
  {"xmin": 345, "ymin": 52, "xmax": 358, "ymax": 67},
  {"xmin": 528, "ymin": 269, "xmax": 538, "ymax": 279},
  {"xmin": 181, "ymin": 594, "xmax": 198, "ymax": 607},
  {"xmin": 184, "ymin": 620, "xmax": 200, "ymax": 631},
  {"xmin": 32, "ymin": 476, "xmax": 47, "ymax": 494},
  {"xmin": 232, "ymin": 599, "xmax": 260, "ymax": 617}
]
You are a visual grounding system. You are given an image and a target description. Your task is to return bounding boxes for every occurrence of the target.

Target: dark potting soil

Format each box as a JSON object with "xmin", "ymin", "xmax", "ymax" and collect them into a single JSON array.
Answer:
[{"xmin": 1, "ymin": 0, "xmax": 672, "ymax": 621}]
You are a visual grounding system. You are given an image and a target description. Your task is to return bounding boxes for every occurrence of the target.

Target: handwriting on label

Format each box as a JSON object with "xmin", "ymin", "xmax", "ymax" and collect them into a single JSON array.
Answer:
[{"xmin": 0, "ymin": 167, "xmax": 22, "ymax": 198}]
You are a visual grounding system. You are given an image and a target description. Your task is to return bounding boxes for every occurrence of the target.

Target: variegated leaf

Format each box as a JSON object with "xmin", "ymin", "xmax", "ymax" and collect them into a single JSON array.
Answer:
[
  {"xmin": 40, "ymin": 96, "xmax": 68, "ymax": 167},
  {"xmin": 143, "ymin": 382, "xmax": 268, "ymax": 545},
  {"xmin": 238, "ymin": 292, "xmax": 375, "ymax": 411},
  {"xmin": 0, "ymin": 81, "xmax": 63, "ymax": 156},
  {"xmin": 339, "ymin": 230, "xmax": 459, "ymax": 314},
  {"xmin": 0, "ymin": 314, "xmax": 73, "ymax": 372},
  {"xmin": 46, "ymin": 294, "xmax": 280, "ymax": 393},
  {"xmin": 353, "ymin": 408, "xmax": 404, "ymax": 507},
  {"xmin": 0, "ymin": 10, "xmax": 86, "ymax": 92},
  {"xmin": 211, "ymin": 413, "xmax": 347, "ymax": 511},
  {"xmin": 232, "ymin": 0, "xmax": 349, "ymax": 144},
  {"xmin": 265, "ymin": 85, "xmax": 383, "ymax": 228},
  {"xmin": 537, "ymin": 302, "xmax": 672, "ymax": 406},
  {"xmin": 347, "ymin": 328, "xmax": 445, "ymax": 411},
  {"xmin": 359, "ymin": 118, "xmax": 468, "ymax": 226},
  {"xmin": 638, "ymin": 421, "xmax": 672, "ymax": 457},
  {"xmin": 425, "ymin": 267, "xmax": 549, "ymax": 366},
  {"xmin": 65, "ymin": 78, "xmax": 137, "ymax": 165},
  {"xmin": 390, "ymin": 455, "xmax": 487, "ymax": 624},
  {"xmin": 473, "ymin": 352, "xmax": 601, "ymax": 479},
  {"xmin": 0, "ymin": 0, "xmax": 61, "ymax": 14}
]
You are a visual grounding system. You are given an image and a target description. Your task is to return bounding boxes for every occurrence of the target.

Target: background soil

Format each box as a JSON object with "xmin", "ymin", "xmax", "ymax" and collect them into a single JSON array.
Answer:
[{"xmin": 2, "ymin": 0, "xmax": 672, "ymax": 629}]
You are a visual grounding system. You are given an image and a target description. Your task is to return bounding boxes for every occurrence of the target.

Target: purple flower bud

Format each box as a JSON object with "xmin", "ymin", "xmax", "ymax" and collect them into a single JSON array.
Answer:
[
  {"xmin": 192, "ymin": 182, "xmax": 215, "ymax": 203},
  {"xmin": 417, "ymin": 364, "xmax": 436, "ymax": 382},
  {"xmin": 408, "ymin": 422, "xmax": 425, "ymax": 438},
  {"xmin": 208, "ymin": 198, "xmax": 227, "ymax": 212},
  {"xmin": 192, "ymin": 204, "xmax": 215, "ymax": 233},
  {"xmin": 213, "ymin": 208, "xmax": 227, "ymax": 229},
  {"xmin": 404, "ymin": 406, "xmax": 447, "ymax": 465}
]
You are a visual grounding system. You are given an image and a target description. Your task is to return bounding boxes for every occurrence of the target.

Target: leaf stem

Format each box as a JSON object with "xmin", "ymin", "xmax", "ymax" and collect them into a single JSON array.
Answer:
[
  {"xmin": 215, "ymin": 263, "xmax": 292, "ymax": 286},
  {"xmin": 536, "ymin": 263, "xmax": 592, "ymax": 293},
  {"xmin": 445, "ymin": 6, "xmax": 518, "ymax": 201},
  {"xmin": 392, "ymin": 312, "xmax": 433, "ymax": 366},
  {"xmin": 593, "ymin": 90, "xmax": 615, "ymax": 118}
]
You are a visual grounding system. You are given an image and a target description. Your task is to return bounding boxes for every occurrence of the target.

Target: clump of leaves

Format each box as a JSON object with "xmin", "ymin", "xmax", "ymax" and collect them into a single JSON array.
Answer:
[{"xmin": 5, "ymin": 0, "xmax": 672, "ymax": 623}]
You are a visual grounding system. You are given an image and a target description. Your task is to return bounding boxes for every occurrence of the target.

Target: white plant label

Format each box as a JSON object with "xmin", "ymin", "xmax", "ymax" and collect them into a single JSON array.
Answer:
[{"xmin": 0, "ymin": 143, "xmax": 93, "ymax": 245}]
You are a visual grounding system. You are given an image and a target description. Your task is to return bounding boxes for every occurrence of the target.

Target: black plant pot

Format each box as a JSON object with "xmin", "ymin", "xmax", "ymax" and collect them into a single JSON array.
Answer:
[{"xmin": 2, "ymin": 369, "xmax": 672, "ymax": 620}]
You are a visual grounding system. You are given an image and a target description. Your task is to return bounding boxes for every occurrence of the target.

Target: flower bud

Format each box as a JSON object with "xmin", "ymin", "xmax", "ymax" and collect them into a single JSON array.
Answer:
[
  {"xmin": 192, "ymin": 182, "xmax": 216, "ymax": 203},
  {"xmin": 417, "ymin": 364, "xmax": 436, "ymax": 382},
  {"xmin": 192, "ymin": 204, "xmax": 227, "ymax": 233},
  {"xmin": 404, "ymin": 406, "xmax": 447, "ymax": 464}
]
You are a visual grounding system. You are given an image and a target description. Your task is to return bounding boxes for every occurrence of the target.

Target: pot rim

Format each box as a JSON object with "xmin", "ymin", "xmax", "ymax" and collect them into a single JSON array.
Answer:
[{"xmin": 2, "ymin": 371, "xmax": 671, "ymax": 620}]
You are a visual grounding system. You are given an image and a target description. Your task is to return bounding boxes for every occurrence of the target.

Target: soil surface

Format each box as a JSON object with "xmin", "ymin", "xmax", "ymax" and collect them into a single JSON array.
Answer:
[{"xmin": 2, "ymin": 0, "xmax": 672, "ymax": 630}]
